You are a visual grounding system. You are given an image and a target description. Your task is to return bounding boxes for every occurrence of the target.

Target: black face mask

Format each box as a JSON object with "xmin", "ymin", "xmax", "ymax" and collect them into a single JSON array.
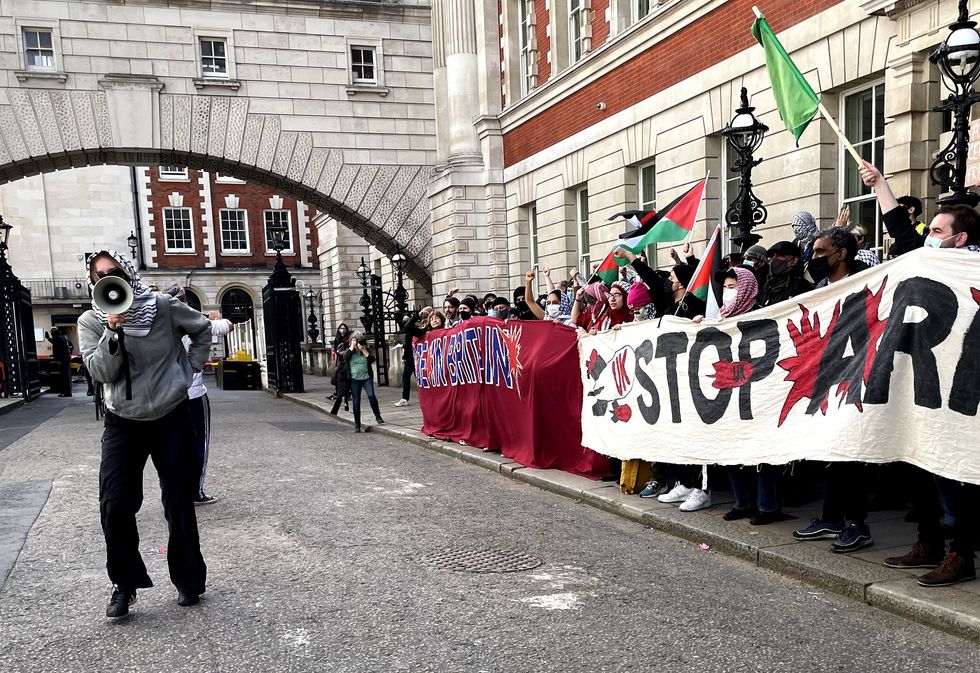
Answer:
[
  {"xmin": 769, "ymin": 258, "xmax": 792, "ymax": 277},
  {"xmin": 807, "ymin": 256, "xmax": 833, "ymax": 282},
  {"xmin": 664, "ymin": 278, "xmax": 675, "ymax": 293},
  {"xmin": 460, "ymin": 312, "xmax": 472, "ymax": 320}
]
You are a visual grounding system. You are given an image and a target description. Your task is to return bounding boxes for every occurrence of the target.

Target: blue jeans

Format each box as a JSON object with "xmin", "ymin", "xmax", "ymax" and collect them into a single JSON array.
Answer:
[
  {"xmin": 350, "ymin": 378, "xmax": 382, "ymax": 428},
  {"xmin": 727, "ymin": 464, "xmax": 781, "ymax": 513}
]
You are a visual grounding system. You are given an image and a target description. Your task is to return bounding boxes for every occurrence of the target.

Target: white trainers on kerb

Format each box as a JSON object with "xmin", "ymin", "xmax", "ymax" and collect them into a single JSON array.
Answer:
[
  {"xmin": 394, "ymin": 399, "xmax": 409, "ymax": 407},
  {"xmin": 657, "ymin": 483, "xmax": 694, "ymax": 504},
  {"xmin": 678, "ymin": 488, "xmax": 712, "ymax": 512}
]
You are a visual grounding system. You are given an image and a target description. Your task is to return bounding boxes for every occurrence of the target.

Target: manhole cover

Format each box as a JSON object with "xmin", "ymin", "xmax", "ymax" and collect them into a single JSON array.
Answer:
[{"xmin": 419, "ymin": 548, "xmax": 542, "ymax": 574}]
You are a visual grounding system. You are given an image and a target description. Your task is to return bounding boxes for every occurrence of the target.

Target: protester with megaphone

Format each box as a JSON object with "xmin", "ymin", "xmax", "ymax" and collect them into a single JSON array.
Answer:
[{"xmin": 78, "ymin": 250, "xmax": 213, "ymax": 620}]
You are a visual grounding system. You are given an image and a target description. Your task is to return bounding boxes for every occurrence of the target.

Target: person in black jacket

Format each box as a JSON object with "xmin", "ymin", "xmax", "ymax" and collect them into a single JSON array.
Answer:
[
  {"xmin": 758, "ymin": 241, "xmax": 812, "ymax": 307},
  {"xmin": 395, "ymin": 307, "xmax": 432, "ymax": 407},
  {"xmin": 46, "ymin": 327, "xmax": 73, "ymax": 397},
  {"xmin": 613, "ymin": 247, "xmax": 704, "ymax": 319}
]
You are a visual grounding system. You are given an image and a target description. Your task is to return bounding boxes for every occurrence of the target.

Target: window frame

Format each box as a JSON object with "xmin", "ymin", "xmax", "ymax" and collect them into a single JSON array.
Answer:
[
  {"xmin": 350, "ymin": 46, "xmax": 377, "ymax": 85},
  {"xmin": 638, "ymin": 162, "xmax": 658, "ymax": 265},
  {"xmin": 199, "ymin": 37, "xmax": 229, "ymax": 80},
  {"xmin": 162, "ymin": 207, "xmax": 195, "ymax": 254},
  {"xmin": 159, "ymin": 165, "xmax": 189, "ymax": 181},
  {"xmin": 569, "ymin": 0, "xmax": 587, "ymax": 64},
  {"xmin": 23, "ymin": 28, "xmax": 55, "ymax": 71},
  {"xmin": 345, "ymin": 38, "xmax": 386, "ymax": 91},
  {"xmin": 263, "ymin": 209, "xmax": 294, "ymax": 255},
  {"xmin": 219, "ymin": 208, "xmax": 250, "ymax": 254},
  {"xmin": 215, "ymin": 173, "xmax": 246, "ymax": 184},
  {"xmin": 634, "ymin": 0, "xmax": 652, "ymax": 22},
  {"xmin": 518, "ymin": 0, "xmax": 535, "ymax": 97},
  {"xmin": 839, "ymin": 80, "xmax": 887, "ymax": 257},
  {"xmin": 576, "ymin": 186, "xmax": 591, "ymax": 275},
  {"xmin": 720, "ymin": 141, "xmax": 740, "ymax": 256}
]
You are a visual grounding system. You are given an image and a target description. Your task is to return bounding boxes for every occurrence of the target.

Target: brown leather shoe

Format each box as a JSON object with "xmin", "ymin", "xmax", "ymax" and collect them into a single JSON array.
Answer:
[
  {"xmin": 917, "ymin": 552, "xmax": 977, "ymax": 587},
  {"xmin": 882, "ymin": 542, "xmax": 945, "ymax": 569}
]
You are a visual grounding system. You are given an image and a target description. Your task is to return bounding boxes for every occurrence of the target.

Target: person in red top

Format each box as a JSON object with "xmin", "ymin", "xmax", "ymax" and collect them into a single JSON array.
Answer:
[{"xmin": 571, "ymin": 280, "xmax": 633, "ymax": 334}]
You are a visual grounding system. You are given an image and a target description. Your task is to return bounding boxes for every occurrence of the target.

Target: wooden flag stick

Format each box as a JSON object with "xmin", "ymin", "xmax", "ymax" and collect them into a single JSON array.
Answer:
[{"xmin": 817, "ymin": 101, "xmax": 864, "ymax": 165}]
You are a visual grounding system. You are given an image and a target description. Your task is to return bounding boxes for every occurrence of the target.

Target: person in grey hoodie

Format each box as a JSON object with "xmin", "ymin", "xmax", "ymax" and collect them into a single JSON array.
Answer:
[{"xmin": 78, "ymin": 250, "xmax": 212, "ymax": 620}]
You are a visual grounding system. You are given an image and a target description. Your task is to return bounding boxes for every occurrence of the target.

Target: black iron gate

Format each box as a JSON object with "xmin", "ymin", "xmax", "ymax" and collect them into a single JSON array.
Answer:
[
  {"xmin": 262, "ymin": 263, "xmax": 304, "ymax": 396},
  {"xmin": 0, "ymin": 261, "xmax": 40, "ymax": 400}
]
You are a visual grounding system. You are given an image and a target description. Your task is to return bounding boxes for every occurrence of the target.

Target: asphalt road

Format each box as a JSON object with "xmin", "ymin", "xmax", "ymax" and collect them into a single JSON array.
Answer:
[{"xmin": 0, "ymin": 386, "xmax": 976, "ymax": 672}]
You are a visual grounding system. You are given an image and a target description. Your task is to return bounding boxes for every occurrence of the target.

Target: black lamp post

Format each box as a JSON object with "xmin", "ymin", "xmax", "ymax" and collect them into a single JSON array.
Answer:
[
  {"xmin": 304, "ymin": 286, "xmax": 321, "ymax": 344},
  {"xmin": 391, "ymin": 247, "xmax": 408, "ymax": 319},
  {"xmin": 356, "ymin": 257, "xmax": 373, "ymax": 335},
  {"xmin": 722, "ymin": 87, "xmax": 769, "ymax": 252},
  {"xmin": 126, "ymin": 231, "xmax": 138, "ymax": 263},
  {"xmin": 930, "ymin": 0, "xmax": 980, "ymax": 207},
  {"xmin": 0, "ymin": 215, "xmax": 11, "ymax": 263}
]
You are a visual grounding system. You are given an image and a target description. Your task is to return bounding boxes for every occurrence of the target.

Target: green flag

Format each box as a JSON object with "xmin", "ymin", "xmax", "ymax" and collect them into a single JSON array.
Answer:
[{"xmin": 752, "ymin": 15, "xmax": 820, "ymax": 145}]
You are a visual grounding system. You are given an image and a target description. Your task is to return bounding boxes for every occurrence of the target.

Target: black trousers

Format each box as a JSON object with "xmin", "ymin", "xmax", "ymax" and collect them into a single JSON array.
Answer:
[
  {"xmin": 908, "ymin": 465, "xmax": 979, "ymax": 556},
  {"xmin": 99, "ymin": 401, "xmax": 206, "ymax": 593},
  {"xmin": 822, "ymin": 462, "xmax": 868, "ymax": 524},
  {"xmin": 401, "ymin": 362, "xmax": 415, "ymax": 401}
]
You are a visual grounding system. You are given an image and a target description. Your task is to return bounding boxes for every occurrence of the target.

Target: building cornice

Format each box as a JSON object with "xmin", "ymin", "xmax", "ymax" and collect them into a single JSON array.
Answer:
[
  {"xmin": 857, "ymin": 0, "xmax": 928, "ymax": 17},
  {"xmin": 87, "ymin": 0, "xmax": 431, "ymax": 23}
]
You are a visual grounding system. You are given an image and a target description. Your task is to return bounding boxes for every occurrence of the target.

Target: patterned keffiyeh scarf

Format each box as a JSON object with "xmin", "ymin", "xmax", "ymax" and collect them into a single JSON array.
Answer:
[{"xmin": 88, "ymin": 249, "xmax": 157, "ymax": 337}]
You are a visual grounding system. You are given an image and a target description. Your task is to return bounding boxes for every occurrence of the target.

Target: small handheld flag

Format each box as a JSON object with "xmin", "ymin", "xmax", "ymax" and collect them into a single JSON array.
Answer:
[{"xmin": 678, "ymin": 223, "xmax": 724, "ymax": 319}]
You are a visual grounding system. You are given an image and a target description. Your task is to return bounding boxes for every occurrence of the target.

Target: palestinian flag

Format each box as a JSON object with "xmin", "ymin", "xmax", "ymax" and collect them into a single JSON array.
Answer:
[
  {"xmin": 752, "ymin": 13, "xmax": 820, "ymax": 145},
  {"xmin": 684, "ymin": 223, "xmax": 724, "ymax": 319},
  {"xmin": 590, "ymin": 177, "xmax": 707, "ymax": 285}
]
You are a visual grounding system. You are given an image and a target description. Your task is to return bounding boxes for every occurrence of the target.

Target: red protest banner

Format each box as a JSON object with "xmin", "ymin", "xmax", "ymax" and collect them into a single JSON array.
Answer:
[{"xmin": 414, "ymin": 316, "xmax": 607, "ymax": 478}]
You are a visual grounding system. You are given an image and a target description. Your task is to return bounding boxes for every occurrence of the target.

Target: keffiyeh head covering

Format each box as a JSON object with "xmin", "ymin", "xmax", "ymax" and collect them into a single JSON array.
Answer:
[
  {"xmin": 791, "ymin": 211, "xmax": 818, "ymax": 247},
  {"xmin": 718, "ymin": 266, "xmax": 759, "ymax": 319},
  {"xmin": 88, "ymin": 249, "xmax": 157, "ymax": 337}
]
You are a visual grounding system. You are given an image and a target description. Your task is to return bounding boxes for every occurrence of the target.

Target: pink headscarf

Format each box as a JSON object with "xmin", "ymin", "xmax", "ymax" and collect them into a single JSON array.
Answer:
[{"xmin": 718, "ymin": 266, "xmax": 758, "ymax": 318}]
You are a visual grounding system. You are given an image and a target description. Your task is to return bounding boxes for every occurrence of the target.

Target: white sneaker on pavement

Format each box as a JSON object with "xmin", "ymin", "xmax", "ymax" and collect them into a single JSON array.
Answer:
[
  {"xmin": 394, "ymin": 399, "xmax": 409, "ymax": 407},
  {"xmin": 678, "ymin": 488, "xmax": 712, "ymax": 512},
  {"xmin": 658, "ymin": 483, "xmax": 694, "ymax": 504}
]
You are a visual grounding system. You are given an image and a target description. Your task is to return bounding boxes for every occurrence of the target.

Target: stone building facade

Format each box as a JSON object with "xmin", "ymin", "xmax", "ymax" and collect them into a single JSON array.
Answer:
[{"xmin": 428, "ymin": 0, "xmax": 966, "ymax": 297}]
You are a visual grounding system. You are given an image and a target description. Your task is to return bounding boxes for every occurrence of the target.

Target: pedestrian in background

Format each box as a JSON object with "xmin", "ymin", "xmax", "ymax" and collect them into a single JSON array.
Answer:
[
  {"xmin": 165, "ymin": 284, "xmax": 233, "ymax": 506},
  {"xmin": 47, "ymin": 326, "xmax": 73, "ymax": 397},
  {"xmin": 344, "ymin": 331, "xmax": 384, "ymax": 433}
]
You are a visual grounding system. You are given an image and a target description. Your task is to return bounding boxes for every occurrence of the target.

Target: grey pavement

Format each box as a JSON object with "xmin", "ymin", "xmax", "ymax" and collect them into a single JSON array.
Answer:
[
  {"xmin": 0, "ymin": 382, "xmax": 978, "ymax": 672},
  {"xmin": 287, "ymin": 374, "xmax": 980, "ymax": 642}
]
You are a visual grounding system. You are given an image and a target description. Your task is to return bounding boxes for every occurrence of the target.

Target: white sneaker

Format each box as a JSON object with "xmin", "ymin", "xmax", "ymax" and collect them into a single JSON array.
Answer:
[
  {"xmin": 394, "ymin": 399, "xmax": 409, "ymax": 407},
  {"xmin": 658, "ymin": 483, "xmax": 694, "ymax": 504},
  {"xmin": 678, "ymin": 488, "xmax": 712, "ymax": 512}
]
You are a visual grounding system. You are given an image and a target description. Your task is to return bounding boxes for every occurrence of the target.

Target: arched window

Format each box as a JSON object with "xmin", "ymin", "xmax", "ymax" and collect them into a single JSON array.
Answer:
[
  {"xmin": 220, "ymin": 288, "xmax": 254, "ymax": 324},
  {"xmin": 185, "ymin": 289, "xmax": 202, "ymax": 313}
]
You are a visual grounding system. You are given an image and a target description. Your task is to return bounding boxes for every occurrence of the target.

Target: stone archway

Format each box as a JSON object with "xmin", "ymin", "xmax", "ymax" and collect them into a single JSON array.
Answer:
[{"xmin": 0, "ymin": 85, "xmax": 434, "ymax": 291}]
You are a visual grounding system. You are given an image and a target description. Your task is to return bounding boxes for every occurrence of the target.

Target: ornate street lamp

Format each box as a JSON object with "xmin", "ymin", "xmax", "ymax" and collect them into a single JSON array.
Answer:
[
  {"xmin": 391, "ymin": 247, "xmax": 408, "ymax": 318},
  {"xmin": 126, "ymin": 231, "xmax": 138, "ymax": 262},
  {"xmin": 356, "ymin": 257, "xmax": 373, "ymax": 335},
  {"xmin": 930, "ymin": 0, "xmax": 980, "ymax": 206},
  {"xmin": 304, "ymin": 286, "xmax": 320, "ymax": 343},
  {"xmin": 722, "ymin": 87, "xmax": 769, "ymax": 252},
  {"xmin": 0, "ymin": 215, "xmax": 11, "ymax": 254}
]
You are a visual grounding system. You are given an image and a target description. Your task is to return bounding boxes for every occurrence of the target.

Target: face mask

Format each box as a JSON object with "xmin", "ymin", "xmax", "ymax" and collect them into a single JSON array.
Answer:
[
  {"xmin": 545, "ymin": 304, "xmax": 560, "ymax": 318},
  {"xmin": 495, "ymin": 309, "xmax": 509, "ymax": 319},
  {"xmin": 769, "ymin": 258, "xmax": 791, "ymax": 277},
  {"xmin": 924, "ymin": 234, "xmax": 955, "ymax": 249},
  {"xmin": 807, "ymin": 255, "xmax": 833, "ymax": 282},
  {"xmin": 743, "ymin": 259, "xmax": 756, "ymax": 269},
  {"xmin": 722, "ymin": 287, "xmax": 738, "ymax": 306},
  {"xmin": 460, "ymin": 311, "xmax": 471, "ymax": 320},
  {"xmin": 339, "ymin": 328, "xmax": 348, "ymax": 334},
  {"xmin": 664, "ymin": 278, "xmax": 676, "ymax": 293}
]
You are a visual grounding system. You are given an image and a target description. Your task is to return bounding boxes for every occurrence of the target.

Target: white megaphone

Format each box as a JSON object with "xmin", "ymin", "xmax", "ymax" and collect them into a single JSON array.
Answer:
[{"xmin": 92, "ymin": 275, "xmax": 134, "ymax": 314}]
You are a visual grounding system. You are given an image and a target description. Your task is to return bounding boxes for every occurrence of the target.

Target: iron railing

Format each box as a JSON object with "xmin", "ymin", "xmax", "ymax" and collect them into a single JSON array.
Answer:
[{"xmin": 21, "ymin": 278, "xmax": 90, "ymax": 301}]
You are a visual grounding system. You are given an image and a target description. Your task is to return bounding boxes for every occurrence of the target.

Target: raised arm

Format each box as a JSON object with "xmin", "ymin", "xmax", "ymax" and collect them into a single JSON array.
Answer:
[{"xmin": 524, "ymin": 271, "xmax": 544, "ymax": 319}]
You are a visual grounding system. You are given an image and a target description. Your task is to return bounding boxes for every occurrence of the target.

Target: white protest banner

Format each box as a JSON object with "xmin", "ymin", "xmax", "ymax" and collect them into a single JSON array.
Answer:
[{"xmin": 578, "ymin": 248, "xmax": 980, "ymax": 485}]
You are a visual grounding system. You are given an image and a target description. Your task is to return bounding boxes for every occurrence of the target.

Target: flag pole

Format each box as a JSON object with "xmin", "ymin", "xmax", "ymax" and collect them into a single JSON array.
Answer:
[
  {"xmin": 752, "ymin": 6, "xmax": 863, "ymax": 165},
  {"xmin": 673, "ymin": 223, "xmax": 721, "ymax": 316}
]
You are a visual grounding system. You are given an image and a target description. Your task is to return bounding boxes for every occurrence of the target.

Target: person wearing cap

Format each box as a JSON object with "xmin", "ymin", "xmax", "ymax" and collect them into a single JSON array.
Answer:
[
  {"xmin": 758, "ymin": 241, "xmax": 812, "ymax": 307},
  {"xmin": 742, "ymin": 244, "xmax": 769, "ymax": 289},
  {"xmin": 489, "ymin": 296, "xmax": 511, "ymax": 320},
  {"xmin": 897, "ymin": 195, "xmax": 926, "ymax": 236}
]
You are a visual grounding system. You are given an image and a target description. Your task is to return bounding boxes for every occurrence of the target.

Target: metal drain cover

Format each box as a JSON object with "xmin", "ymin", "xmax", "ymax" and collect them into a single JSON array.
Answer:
[{"xmin": 420, "ymin": 548, "xmax": 542, "ymax": 574}]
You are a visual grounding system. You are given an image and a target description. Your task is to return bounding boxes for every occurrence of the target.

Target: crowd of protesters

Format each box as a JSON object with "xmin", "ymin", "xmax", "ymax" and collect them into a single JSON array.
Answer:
[{"xmin": 350, "ymin": 159, "xmax": 978, "ymax": 590}]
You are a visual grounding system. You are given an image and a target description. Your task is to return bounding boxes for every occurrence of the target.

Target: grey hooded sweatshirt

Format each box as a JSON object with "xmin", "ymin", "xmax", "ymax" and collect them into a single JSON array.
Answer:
[{"xmin": 79, "ymin": 295, "xmax": 212, "ymax": 421}]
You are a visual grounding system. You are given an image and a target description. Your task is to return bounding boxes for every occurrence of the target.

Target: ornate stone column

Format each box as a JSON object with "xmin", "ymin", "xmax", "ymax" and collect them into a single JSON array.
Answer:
[{"xmin": 443, "ymin": 0, "xmax": 482, "ymax": 163}]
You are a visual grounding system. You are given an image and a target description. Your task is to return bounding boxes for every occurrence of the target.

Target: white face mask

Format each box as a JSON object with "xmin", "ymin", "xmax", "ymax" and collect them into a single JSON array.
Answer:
[
  {"xmin": 924, "ymin": 233, "xmax": 955, "ymax": 249},
  {"xmin": 545, "ymin": 304, "xmax": 560, "ymax": 318},
  {"xmin": 722, "ymin": 287, "xmax": 738, "ymax": 307}
]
